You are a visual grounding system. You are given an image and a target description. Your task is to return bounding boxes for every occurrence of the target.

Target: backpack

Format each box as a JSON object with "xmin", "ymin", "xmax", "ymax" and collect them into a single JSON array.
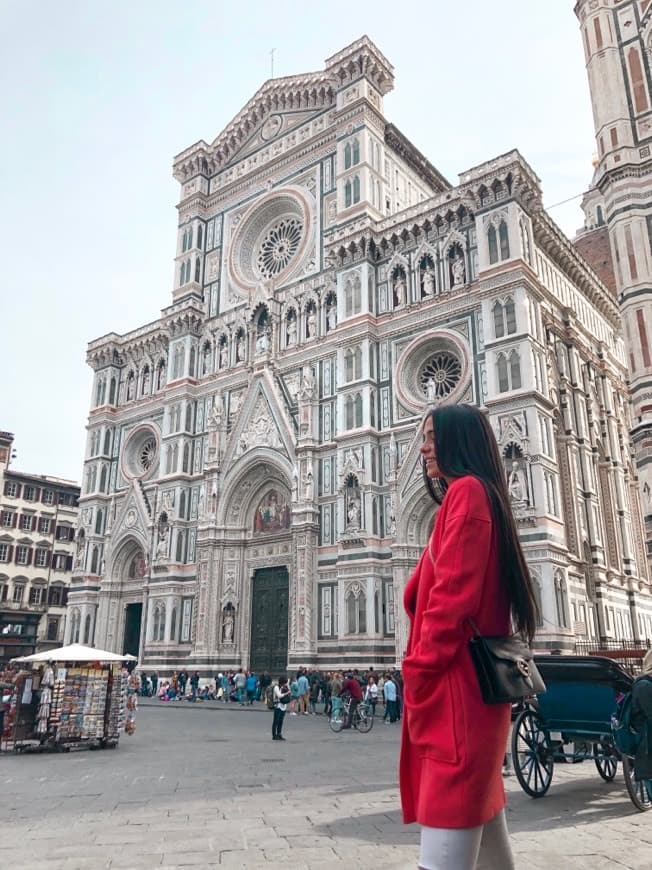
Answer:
[
  {"xmin": 613, "ymin": 677, "xmax": 651, "ymax": 756},
  {"xmin": 265, "ymin": 686, "xmax": 275, "ymax": 710}
]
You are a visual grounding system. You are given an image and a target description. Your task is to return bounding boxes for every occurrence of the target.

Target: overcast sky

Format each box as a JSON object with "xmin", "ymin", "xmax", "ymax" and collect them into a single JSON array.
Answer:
[{"xmin": 0, "ymin": 0, "xmax": 594, "ymax": 482}]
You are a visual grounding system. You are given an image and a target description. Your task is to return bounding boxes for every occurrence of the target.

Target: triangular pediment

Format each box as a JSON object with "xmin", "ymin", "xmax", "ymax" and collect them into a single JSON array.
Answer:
[
  {"xmin": 223, "ymin": 370, "xmax": 296, "ymax": 469},
  {"xmin": 111, "ymin": 483, "xmax": 151, "ymax": 542},
  {"xmin": 396, "ymin": 428, "xmax": 425, "ymax": 502}
]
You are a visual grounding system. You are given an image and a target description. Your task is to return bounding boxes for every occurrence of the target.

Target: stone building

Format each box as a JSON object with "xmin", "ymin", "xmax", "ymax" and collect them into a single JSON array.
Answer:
[
  {"xmin": 575, "ymin": 0, "xmax": 652, "ymax": 566},
  {"xmin": 0, "ymin": 432, "xmax": 79, "ymax": 663},
  {"xmin": 70, "ymin": 36, "xmax": 652, "ymax": 673}
]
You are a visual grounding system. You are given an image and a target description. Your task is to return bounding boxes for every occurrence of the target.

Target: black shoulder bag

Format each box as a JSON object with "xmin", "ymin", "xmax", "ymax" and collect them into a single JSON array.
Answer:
[{"xmin": 467, "ymin": 619, "xmax": 546, "ymax": 705}]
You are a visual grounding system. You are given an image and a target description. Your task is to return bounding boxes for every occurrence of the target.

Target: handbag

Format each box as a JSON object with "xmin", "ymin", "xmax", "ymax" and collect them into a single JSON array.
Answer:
[{"xmin": 467, "ymin": 619, "xmax": 546, "ymax": 705}]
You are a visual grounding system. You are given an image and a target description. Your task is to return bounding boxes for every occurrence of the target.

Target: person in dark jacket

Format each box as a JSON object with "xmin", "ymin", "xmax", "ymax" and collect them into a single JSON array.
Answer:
[{"xmin": 632, "ymin": 649, "xmax": 652, "ymax": 784}]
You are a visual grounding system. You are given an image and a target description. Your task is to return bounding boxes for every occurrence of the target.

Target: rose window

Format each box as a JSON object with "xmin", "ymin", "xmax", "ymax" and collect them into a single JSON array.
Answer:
[
  {"xmin": 138, "ymin": 437, "xmax": 157, "ymax": 473},
  {"xmin": 121, "ymin": 425, "xmax": 160, "ymax": 481},
  {"xmin": 420, "ymin": 352, "xmax": 462, "ymax": 401},
  {"xmin": 256, "ymin": 217, "xmax": 303, "ymax": 278}
]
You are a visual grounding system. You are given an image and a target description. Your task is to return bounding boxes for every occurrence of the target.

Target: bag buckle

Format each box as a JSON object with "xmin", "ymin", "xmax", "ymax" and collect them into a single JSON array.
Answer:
[{"xmin": 516, "ymin": 658, "xmax": 533, "ymax": 687}]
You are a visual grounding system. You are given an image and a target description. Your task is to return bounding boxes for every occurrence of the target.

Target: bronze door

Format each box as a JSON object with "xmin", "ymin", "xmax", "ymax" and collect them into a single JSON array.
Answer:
[{"xmin": 250, "ymin": 567, "xmax": 289, "ymax": 676}]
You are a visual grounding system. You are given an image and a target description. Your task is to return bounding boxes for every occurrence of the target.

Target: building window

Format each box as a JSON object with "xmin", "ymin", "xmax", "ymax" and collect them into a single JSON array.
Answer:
[
  {"xmin": 493, "ymin": 300, "xmax": 516, "ymax": 338},
  {"xmin": 24, "ymin": 486, "xmax": 36, "ymax": 502},
  {"xmin": 38, "ymin": 517, "xmax": 51, "ymax": 534},
  {"xmin": 344, "ymin": 142, "xmax": 352, "ymax": 170},
  {"xmin": 47, "ymin": 617, "xmax": 59, "ymax": 641},
  {"xmin": 35, "ymin": 549, "xmax": 48, "ymax": 568},
  {"xmin": 5, "ymin": 482, "xmax": 18, "ymax": 498},
  {"xmin": 48, "ymin": 586, "xmax": 64, "ymax": 606},
  {"xmin": 20, "ymin": 514, "xmax": 33, "ymax": 531},
  {"xmin": 488, "ymin": 225, "xmax": 498, "ymax": 264},
  {"xmin": 13, "ymin": 584, "xmax": 25, "ymax": 604},
  {"xmin": 496, "ymin": 350, "xmax": 521, "ymax": 393},
  {"xmin": 345, "ymin": 180, "xmax": 352, "ymax": 208},
  {"xmin": 319, "ymin": 584, "xmax": 338, "ymax": 637},
  {"xmin": 16, "ymin": 546, "xmax": 29, "ymax": 565},
  {"xmin": 0, "ymin": 544, "xmax": 9, "ymax": 562},
  {"xmin": 383, "ymin": 580, "xmax": 395, "ymax": 635},
  {"xmin": 70, "ymin": 608, "xmax": 81, "ymax": 643},
  {"xmin": 353, "ymin": 175, "xmax": 360, "ymax": 204},
  {"xmin": 346, "ymin": 586, "xmax": 367, "ymax": 634},
  {"xmin": 29, "ymin": 586, "xmax": 44, "ymax": 605},
  {"xmin": 153, "ymin": 603, "xmax": 166, "ymax": 642},
  {"xmin": 1, "ymin": 511, "xmax": 13, "ymax": 528},
  {"xmin": 499, "ymin": 221, "xmax": 510, "ymax": 259},
  {"xmin": 554, "ymin": 572, "xmax": 569, "ymax": 629},
  {"xmin": 345, "ymin": 393, "xmax": 363, "ymax": 430},
  {"xmin": 344, "ymin": 346, "xmax": 363, "ymax": 382},
  {"xmin": 42, "ymin": 490, "xmax": 54, "ymax": 505}
]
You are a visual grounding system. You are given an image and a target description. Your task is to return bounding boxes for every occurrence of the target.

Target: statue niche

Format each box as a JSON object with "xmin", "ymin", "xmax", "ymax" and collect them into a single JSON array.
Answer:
[{"xmin": 504, "ymin": 444, "xmax": 529, "ymax": 509}]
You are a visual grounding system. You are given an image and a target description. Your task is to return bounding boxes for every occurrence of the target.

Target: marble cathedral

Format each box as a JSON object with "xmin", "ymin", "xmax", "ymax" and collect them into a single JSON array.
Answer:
[{"xmin": 67, "ymin": 36, "xmax": 652, "ymax": 673}]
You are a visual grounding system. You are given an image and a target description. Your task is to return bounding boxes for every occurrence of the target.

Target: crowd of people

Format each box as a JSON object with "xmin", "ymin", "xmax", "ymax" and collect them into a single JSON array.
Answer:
[{"xmin": 135, "ymin": 665, "xmax": 404, "ymax": 721}]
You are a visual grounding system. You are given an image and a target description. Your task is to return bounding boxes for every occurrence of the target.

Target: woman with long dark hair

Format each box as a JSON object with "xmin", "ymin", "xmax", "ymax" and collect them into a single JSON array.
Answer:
[{"xmin": 400, "ymin": 404, "xmax": 538, "ymax": 870}]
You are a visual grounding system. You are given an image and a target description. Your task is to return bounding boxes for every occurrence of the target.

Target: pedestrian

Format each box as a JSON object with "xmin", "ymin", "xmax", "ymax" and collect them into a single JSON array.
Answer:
[
  {"xmin": 309, "ymin": 675, "xmax": 320, "ymax": 714},
  {"xmin": 189, "ymin": 671, "xmax": 200, "ymax": 700},
  {"xmin": 272, "ymin": 677, "xmax": 291, "ymax": 741},
  {"xmin": 365, "ymin": 676, "xmax": 378, "ymax": 716},
  {"xmin": 383, "ymin": 673, "xmax": 398, "ymax": 723},
  {"xmin": 400, "ymin": 404, "xmax": 539, "ymax": 870},
  {"xmin": 289, "ymin": 676, "xmax": 300, "ymax": 715},
  {"xmin": 340, "ymin": 672, "xmax": 363, "ymax": 729},
  {"xmin": 297, "ymin": 670, "xmax": 310, "ymax": 715},
  {"xmin": 631, "ymin": 648, "xmax": 652, "ymax": 784},
  {"xmin": 178, "ymin": 669, "xmax": 188, "ymax": 696},
  {"xmin": 246, "ymin": 671, "xmax": 258, "ymax": 705},
  {"xmin": 151, "ymin": 671, "xmax": 159, "ymax": 697},
  {"xmin": 234, "ymin": 669, "xmax": 246, "ymax": 705}
]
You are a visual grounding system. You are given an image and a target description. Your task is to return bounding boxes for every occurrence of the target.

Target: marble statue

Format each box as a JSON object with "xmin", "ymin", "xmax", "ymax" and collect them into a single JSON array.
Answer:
[
  {"xmin": 255, "ymin": 329, "xmax": 269, "ymax": 355},
  {"xmin": 452, "ymin": 254, "xmax": 466, "ymax": 287},
  {"xmin": 236, "ymin": 333, "xmax": 246, "ymax": 362},
  {"xmin": 508, "ymin": 460, "xmax": 527, "ymax": 504},
  {"xmin": 306, "ymin": 309, "xmax": 317, "ymax": 338},
  {"xmin": 222, "ymin": 610, "xmax": 234, "ymax": 643},
  {"xmin": 286, "ymin": 316, "xmax": 297, "ymax": 347},
  {"xmin": 327, "ymin": 303, "xmax": 337, "ymax": 331},
  {"xmin": 425, "ymin": 377, "xmax": 438, "ymax": 402},
  {"xmin": 394, "ymin": 273, "xmax": 407, "ymax": 306},
  {"xmin": 219, "ymin": 342, "xmax": 228, "ymax": 369},
  {"xmin": 208, "ymin": 394, "xmax": 223, "ymax": 429},
  {"xmin": 422, "ymin": 265, "xmax": 435, "ymax": 296},
  {"xmin": 300, "ymin": 365, "xmax": 315, "ymax": 399}
]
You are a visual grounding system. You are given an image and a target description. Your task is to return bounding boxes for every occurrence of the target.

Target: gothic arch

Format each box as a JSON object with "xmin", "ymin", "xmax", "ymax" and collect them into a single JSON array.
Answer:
[
  {"xmin": 395, "ymin": 480, "xmax": 437, "ymax": 547},
  {"xmin": 217, "ymin": 450, "xmax": 294, "ymax": 527},
  {"xmin": 107, "ymin": 533, "xmax": 148, "ymax": 590}
]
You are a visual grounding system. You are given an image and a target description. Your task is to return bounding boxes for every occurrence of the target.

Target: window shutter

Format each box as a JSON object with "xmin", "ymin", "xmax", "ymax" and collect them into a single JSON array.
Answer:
[
  {"xmin": 11, "ymin": 512, "xmax": 17, "ymax": 528},
  {"xmin": 62, "ymin": 588, "xmax": 69, "ymax": 606},
  {"xmin": 14, "ymin": 547, "xmax": 20, "ymax": 564},
  {"xmin": 55, "ymin": 525, "xmax": 61, "ymax": 540},
  {"xmin": 65, "ymin": 555, "xmax": 73, "ymax": 571},
  {"xmin": 45, "ymin": 551, "xmax": 51, "ymax": 568},
  {"xmin": 3, "ymin": 481, "xmax": 10, "ymax": 496},
  {"xmin": 7, "ymin": 545, "xmax": 13, "ymax": 562},
  {"xmin": 0, "ymin": 510, "xmax": 6, "ymax": 525},
  {"xmin": 33, "ymin": 487, "xmax": 40, "ymax": 502},
  {"xmin": 69, "ymin": 528, "xmax": 75, "ymax": 542},
  {"xmin": 15, "ymin": 484, "xmax": 21, "ymax": 498},
  {"xmin": 40, "ymin": 489, "xmax": 47, "ymax": 503},
  {"xmin": 26, "ymin": 547, "xmax": 33, "ymax": 565}
]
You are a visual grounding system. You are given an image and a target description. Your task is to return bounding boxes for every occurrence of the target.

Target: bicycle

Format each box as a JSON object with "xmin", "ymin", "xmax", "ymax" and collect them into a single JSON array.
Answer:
[{"xmin": 329, "ymin": 696, "xmax": 373, "ymax": 733}]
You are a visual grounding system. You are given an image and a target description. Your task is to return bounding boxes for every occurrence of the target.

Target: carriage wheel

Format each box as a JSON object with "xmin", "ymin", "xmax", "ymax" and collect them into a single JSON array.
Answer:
[
  {"xmin": 622, "ymin": 754, "xmax": 652, "ymax": 812},
  {"xmin": 511, "ymin": 709, "xmax": 554, "ymax": 798},
  {"xmin": 594, "ymin": 741, "xmax": 618, "ymax": 782}
]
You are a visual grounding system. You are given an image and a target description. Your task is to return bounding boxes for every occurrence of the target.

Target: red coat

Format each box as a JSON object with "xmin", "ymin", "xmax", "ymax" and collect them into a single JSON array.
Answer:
[{"xmin": 400, "ymin": 475, "xmax": 511, "ymax": 829}]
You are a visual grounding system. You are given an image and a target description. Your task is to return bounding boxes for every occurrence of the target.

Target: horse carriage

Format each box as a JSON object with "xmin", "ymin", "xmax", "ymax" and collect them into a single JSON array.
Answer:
[{"xmin": 511, "ymin": 654, "xmax": 651, "ymax": 811}]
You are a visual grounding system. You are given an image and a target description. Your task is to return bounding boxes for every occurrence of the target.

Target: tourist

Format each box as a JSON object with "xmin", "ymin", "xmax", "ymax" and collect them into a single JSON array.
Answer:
[
  {"xmin": 246, "ymin": 671, "xmax": 258, "ymax": 705},
  {"xmin": 272, "ymin": 676, "xmax": 291, "ymax": 741},
  {"xmin": 297, "ymin": 670, "xmax": 310, "ymax": 715},
  {"xmin": 189, "ymin": 671, "xmax": 200, "ymax": 700},
  {"xmin": 151, "ymin": 671, "xmax": 159, "ymax": 697},
  {"xmin": 365, "ymin": 676, "xmax": 378, "ymax": 716},
  {"xmin": 383, "ymin": 673, "xmax": 398, "ymax": 723},
  {"xmin": 340, "ymin": 672, "xmax": 363, "ymax": 729},
  {"xmin": 289, "ymin": 675, "xmax": 300, "ymax": 715},
  {"xmin": 178, "ymin": 669, "xmax": 188, "ymax": 696},
  {"xmin": 234, "ymin": 669, "xmax": 246, "ymax": 705},
  {"xmin": 400, "ymin": 404, "xmax": 538, "ymax": 870}
]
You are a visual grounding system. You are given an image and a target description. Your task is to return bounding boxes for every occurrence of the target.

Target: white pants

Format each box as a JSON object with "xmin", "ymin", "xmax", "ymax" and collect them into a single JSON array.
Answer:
[{"xmin": 418, "ymin": 809, "xmax": 515, "ymax": 870}]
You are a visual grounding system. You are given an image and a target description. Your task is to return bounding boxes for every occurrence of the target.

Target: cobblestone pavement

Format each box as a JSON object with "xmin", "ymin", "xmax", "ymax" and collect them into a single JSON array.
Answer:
[{"xmin": 1, "ymin": 700, "xmax": 651, "ymax": 869}]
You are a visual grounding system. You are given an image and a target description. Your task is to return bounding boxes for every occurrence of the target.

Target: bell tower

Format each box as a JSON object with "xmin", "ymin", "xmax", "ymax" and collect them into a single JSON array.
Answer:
[{"xmin": 576, "ymin": 0, "xmax": 652, "ymax": 551}]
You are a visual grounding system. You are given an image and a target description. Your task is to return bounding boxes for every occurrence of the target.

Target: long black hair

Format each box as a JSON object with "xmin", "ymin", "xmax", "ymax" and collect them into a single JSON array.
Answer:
[{"xmin": 422, "ymin": 403, "xmax": 539, "ymax": 643}]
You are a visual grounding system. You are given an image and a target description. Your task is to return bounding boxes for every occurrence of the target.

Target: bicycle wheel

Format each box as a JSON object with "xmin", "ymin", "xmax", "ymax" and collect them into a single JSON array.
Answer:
[
  {"xmin": 356, "ymin": 706, "xmax": 373, "ymax": 733},
  {"xmin": 329, "ymin": 711, "xmax": 344, "ymax": 733}
]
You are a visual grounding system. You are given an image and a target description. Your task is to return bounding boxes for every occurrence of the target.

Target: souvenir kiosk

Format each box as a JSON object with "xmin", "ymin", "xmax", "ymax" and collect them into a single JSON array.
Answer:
[{"xmin": 4, "ymin": 643, "xmax": 137, "ymax": 752}]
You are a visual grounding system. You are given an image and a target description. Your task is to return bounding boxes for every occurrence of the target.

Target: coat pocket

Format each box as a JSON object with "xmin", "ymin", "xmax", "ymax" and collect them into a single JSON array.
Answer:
[{"xmin": 405, "ymin": 672, "xmax": 459, "ymax": 764}]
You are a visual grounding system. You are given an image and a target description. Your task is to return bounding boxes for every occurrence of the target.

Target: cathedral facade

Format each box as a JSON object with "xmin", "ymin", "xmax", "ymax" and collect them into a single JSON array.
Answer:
[{"xmin": 67, "ymin": 36, "xmax": 652, "ymax": 673}]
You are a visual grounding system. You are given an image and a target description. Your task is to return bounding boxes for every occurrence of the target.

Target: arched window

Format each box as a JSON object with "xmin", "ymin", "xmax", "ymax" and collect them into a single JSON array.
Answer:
[
  {"xmin": 99, "ymin": 466, "xmax": 107, "ymax": 493},
  {"xmin": 83, "ymin": 613, "xmax": 92, "ymax": 644},
  {"xmin": 353, "ymin": 275, "xmax": 362, "ymax": 313},
  {"xmin": 165, "ymin": 446, "xmax": 172, "ymax": 475},
  {"xmin": 344, "ymin": 142, "xmax": 352, "ymax": 170},
  {"xmin": 345, "ymin": 279, "xmax": 353, "ymax": 317},
  {"xmin": 499, "ymin": 221, "xmax": 510, "ymax": 259},
  {"xmin": 103, "ymin": 429, "xmax": 111, "ymax": 455},
  {"xmin": 596, "ymin": 205, "xmax": 604, "ymax": 226},
  {"xmin": 185, "ymin": 403, "xmax": 193, "ymax": 432},
  {"xmin": 153, "ymin": 606, "xmax": 160, "ymax": 641},
  {"xmin": 95, "ymin": 509, "xmax": 103, "ymax": 535},
  {"xmin": 509, "ymin": 351, "xmax": 522, "ymax": 390},
  {"xmin": 534, "ymin": 579, "xmax": 544, "ymax": 628},
  {"xmin": 194, "ymin": 257, "xmax": 201, "ymax": 283},
  {"xmin": 354, "ymin": 393, "xmax": 363, "ymax": 428},
  {"xmin": 95, "ymin": 378, "xmax": 103, "ymax": 407},
  {"xmin": 497, "ymin": 354, "xmax": 509, "ymax": 393},
  {"xmin": 346, "ymin": 587, "xmax": 367, "ymax": 634},
  {"xmin": 141, "ymin": 365, "xmax": 150, "ymax": 397},
  {"xmin": 197, "ymin": 224, "xmax": 203, "ymax": 250},
  {"xmin": 109, "ymin": 377, "xmax": 116, "ymax": 405},
  {"xmin": 345, "ymin": 395, "xmax": 354, "ymax": 430},
  {"xmin": 187, "ymin": 226, "xmax": 193, "ymax": 250},
  {"xmin": 488, "ymin": 225, "xmax": 498, "ymax": 265},
  {"xmin": 156, "ymin": 359, "xmax": 166, "ymax": 390},
  {"xmin": 175, "ymin": 531, "xmax": 185, "ymax": 563},
  {"xmin": 71, "ymin": 608, "xmax": 81, "ymax": 643},
  {"xmin": 554, "ymin": 572, "xmax": 569, "ymax": 629},
  {"xmin": 352, "ymin": 139, "xmax": 360, "ymax": 165},
  {"xmin": 345, "ymin": 349, "xmax": 354, "ymax": 382},
  {"xmin": 188, "ymin": 346, "xmax": 196, "ymax": 378},
  {"xmin": 345, "ymin": 180, "xmax": 352, "ymax": 208},
  {"xmin": 353, "ymin": 175, "xmax": 360, "ymax": 204},
  {"xmin": 370, "ymin": 391, "xmax": 376, "ymax": 428},
  {"xmin": 179, "ymin": 491, "xmax": 186, "ymax": 519},
  {"xmin": 505, "ymin": 298, "xmax": 516, "ymax": 334},
  {"xmin": 154, "ymin": 603, "xmax": 166, "ymax": 641},
  {"xmin": 170, "ymin": 607, "xmax": 177, "ymax": 642},
  {"xmin": 493, "ymin": 302, "xmax": 505, "ymax": 338},
  {"xmin": 172, "ymin": 443, "xmax": 179, "ymax": 472},
  {"xmin": 126, "ymin": 372, "xmax": 135, "ymax": 401},
  {"xmin": 90, "ymin": 546, "xmax": 99, "ymax": 574},
  {"xmin": 173, "ymin": 345, "xmax": 184, "ymax": 379}
]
